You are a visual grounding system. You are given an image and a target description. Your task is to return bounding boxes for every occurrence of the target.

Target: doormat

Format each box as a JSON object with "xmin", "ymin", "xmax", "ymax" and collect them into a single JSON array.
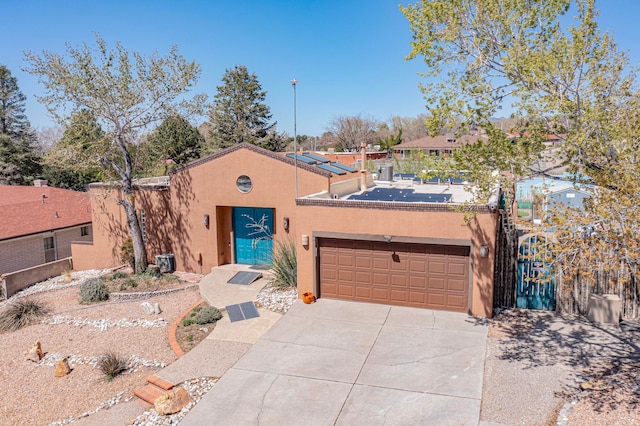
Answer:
[
  {"xmin": 227, "ymin": 271, "xmax": 262, "ymax": 285},
  {"xmin": 226, "ymin": 301, "xmax": 260, "ymax": 322}
]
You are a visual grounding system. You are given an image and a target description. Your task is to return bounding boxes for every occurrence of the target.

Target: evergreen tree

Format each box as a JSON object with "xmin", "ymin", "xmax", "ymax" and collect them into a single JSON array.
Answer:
[
  {"xmin": 43, "ymin": 110, "xmax": 104, "ymax": 190},
  {"xmin": 0, "ymin": 65, "xmax": 41, "ymax": 185},
  {"xmin": 207, "ymin": 65, "xmax": 274, "ymax": 151},
  {"xmin": 137, "ymin": 114, "xmax": 204, "ymax": 175}
]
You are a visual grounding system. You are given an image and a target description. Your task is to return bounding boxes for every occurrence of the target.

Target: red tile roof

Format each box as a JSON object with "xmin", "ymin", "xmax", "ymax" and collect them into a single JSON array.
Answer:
[
  {"xmin": 0, "ymin": 185, "xmax": 91, "ymax": 241},
  {"xmin": 393, "ymin": 134, "xmax": 484, "ymax": 150}
]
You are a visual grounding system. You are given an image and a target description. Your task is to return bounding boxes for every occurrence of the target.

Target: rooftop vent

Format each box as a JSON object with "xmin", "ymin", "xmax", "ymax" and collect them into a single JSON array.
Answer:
[{"xmin": 379, "ymin": 165, "xmax": 394, "ymax": 181}]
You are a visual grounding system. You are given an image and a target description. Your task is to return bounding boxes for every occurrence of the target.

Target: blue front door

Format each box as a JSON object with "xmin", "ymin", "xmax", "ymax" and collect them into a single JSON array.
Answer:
[{"xmin": 233, "ymin": 207, "xmax": 274, "ymax": 265}]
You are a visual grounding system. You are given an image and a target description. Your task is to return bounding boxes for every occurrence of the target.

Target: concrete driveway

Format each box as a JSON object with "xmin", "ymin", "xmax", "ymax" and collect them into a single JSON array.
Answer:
[{"xmin": 182, "ymin": 299, "xmax": 488, "ymax": 425}]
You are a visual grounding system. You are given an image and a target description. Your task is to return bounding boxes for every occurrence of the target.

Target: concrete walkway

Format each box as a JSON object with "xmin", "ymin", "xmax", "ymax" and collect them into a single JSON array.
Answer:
[{"xmin": 182, "ymin": 299, "xmax": 489, "ymax": 425}]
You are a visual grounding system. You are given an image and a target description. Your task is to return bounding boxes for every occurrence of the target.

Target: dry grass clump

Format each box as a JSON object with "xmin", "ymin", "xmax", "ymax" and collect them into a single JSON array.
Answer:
[
  {"xmin": 97, "ymin": 352, "xmax": 129, "ymax": 381},
  {"xmin": 0, "ymin": 298, "xmax": 50, "ymax": 332}
]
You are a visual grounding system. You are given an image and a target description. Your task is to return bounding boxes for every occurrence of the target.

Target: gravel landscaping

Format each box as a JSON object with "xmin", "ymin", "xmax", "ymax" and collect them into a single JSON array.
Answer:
[
  {"xmin": 0, "ymin": 270, "xmax": 201, "ymax": 425},
  {"xmin": 481, "ymin": 308, "xmax": 640, "ymax": 425}
]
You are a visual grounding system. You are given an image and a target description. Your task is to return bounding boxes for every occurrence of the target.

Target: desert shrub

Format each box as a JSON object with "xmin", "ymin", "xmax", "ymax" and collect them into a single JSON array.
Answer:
[
  {"xmin": 98, "ymin": 352, "xmax": 128, "ymax": 381},
  {"xmin": 194, "ymin": 306, "xmax": 222, "ymax": 324},
  {"xmin": 111, "ymin": 271, "xmax": 128, "ymax": 280},
  {"xmin": 145, "ymin": 265, "xmax": 162, "ymax": 278},
  {"xmin": 0, "ymin": 298, "xmax": 50, "ymax": 332},
  {"xmin": 79, "ymin": 278, "xmax": 110, "ymax": 304},
  {"xmin": 182, "ymin": 318, "xmax": 193, "ymax": 326},
  {"xmin": 272, "ymin": 238, "xmax": 297, "ymax": 289}
]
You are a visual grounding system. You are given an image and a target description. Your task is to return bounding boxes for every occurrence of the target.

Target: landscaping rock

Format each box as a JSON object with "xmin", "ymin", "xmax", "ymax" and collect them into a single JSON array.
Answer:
[
  {"xmin": 141, "ymin": 302, "xmax": 155, "ymax": 315},
  {"xmin": 54, "ymin": 357, "xmax": 71, "ymax": 377},
  {"xmin": 154, "ymin": 387, "xmax": 193, "ymax": 415},
  {"xmin": 580, "ymin": 379, "xmax": 613, "ymax": 392},
  {"xmin": 25, "ymin": 341, "xmax": 44, "ymax": 362}
]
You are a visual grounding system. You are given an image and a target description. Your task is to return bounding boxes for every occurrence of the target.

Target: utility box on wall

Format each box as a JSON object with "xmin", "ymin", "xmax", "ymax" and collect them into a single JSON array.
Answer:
[
  {"xmin": 587, "ymin": 294, "xmax": 621, "ymax": 324},
  {"xmin": 155, "ymin": 254, "xmax": 175, "ymax": 273}
]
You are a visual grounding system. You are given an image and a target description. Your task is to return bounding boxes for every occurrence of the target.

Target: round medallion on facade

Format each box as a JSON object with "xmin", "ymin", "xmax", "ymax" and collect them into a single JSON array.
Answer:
[{"xmin": 236, "ymin": 175, "xmax": 252, "ymax": 193}]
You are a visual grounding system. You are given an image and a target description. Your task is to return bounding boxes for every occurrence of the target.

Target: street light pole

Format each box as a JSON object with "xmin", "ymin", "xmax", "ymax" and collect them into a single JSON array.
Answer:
[{"xmin": 291, "ymin": 78, "xmax": 298, "ymax": 198}]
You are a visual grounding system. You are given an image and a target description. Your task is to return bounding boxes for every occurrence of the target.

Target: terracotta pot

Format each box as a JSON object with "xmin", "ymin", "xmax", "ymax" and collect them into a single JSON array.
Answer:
[{"xmin": 302, "ymin": 292, "xmax": 315, "ymax": 304}]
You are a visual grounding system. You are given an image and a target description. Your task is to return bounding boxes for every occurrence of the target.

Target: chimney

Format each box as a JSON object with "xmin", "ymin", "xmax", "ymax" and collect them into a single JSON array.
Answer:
[{"xmin": 34, "ymin": 178, "xmax": 48, "ymax": 187}]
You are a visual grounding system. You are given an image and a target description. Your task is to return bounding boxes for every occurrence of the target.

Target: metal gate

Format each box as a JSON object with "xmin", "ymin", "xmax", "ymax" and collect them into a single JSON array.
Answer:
[{"xmin": 517, "ymin": 234, "xmax": 555, "ymax": 310}]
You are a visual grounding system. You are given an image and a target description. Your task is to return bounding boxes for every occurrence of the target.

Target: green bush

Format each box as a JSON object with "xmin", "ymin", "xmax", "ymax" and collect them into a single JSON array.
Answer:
[
  {"xmin": 111, "ymin": 271, "xmax": 128, "ymax": 280},
  {"xmin": 0, "ymin": 298, "xmax": 50, "ymax": 332},
  {"xmin": 272, "ymin": 238, "xmax": 297, "ymax": 289},
  {"xmin": 194, "ymin": 306, "xmax": 222, "ymax": 324},
  {"xmin": 145, "ymin": 265, "xmax": 162, "ymax": 278},
  {"xmin": 98, "ymin": 352, "xmax": 128, "ymax": 381},
  {"xmin": 79, "ymin": 278, "xmax": 110, "ymax": 304},
  {"xmin": 182, "ymin": 318, "xmax": 193, "ymax": 326}
]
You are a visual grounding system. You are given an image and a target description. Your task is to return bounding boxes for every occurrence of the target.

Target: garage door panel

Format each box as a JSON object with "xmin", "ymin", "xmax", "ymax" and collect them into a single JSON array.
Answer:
[
  {"xmin": 319, "ymin": 238, "xmax": 469, "ymax": 312},
  {"xmin": 446, "ymin": 294, "xmax": 466, "ymax": 309},
  {"xmin": 371, "ymin": 287, "xmax": 389, "ymax": 300},
  {"xmin": 447, "ymin": 278, "xmax": 466, "ymax": 292},
  {"xmin": 429, "ymin": 261, "xmax": 446, "ymax": 274},
  {"xmin": 390, "ymin": 274, "xmax": 408, "ymax": 288},
  {"xmin": 390, "ymin": 290, "xmax": 409, "ymax": 303},
  {"xmin": 429, "ymin": 277, "xmax": 446, "ymax": 290},
  {"xmin": 448, "ymin": 262, "xmax": 467, "ymax": 276}
]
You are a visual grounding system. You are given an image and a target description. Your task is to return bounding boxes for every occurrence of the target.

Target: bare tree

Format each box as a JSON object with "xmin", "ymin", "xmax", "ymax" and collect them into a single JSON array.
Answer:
[{"xmin": 326, "ymin": 114, "xmax": 379, "ymax": 151}]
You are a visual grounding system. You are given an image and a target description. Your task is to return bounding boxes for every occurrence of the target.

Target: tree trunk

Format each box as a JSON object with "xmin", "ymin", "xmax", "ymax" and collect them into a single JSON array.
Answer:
[{"xmin": 122, "ymin": 196, "xmax": 148, "ymax": 274}]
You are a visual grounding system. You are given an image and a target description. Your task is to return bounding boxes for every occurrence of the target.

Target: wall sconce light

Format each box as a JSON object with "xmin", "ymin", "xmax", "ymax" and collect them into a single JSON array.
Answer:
[
  {"xmin": 283, "ymin": 217, "xmax": 290, "ymax": 233},
  {"xmin": 203, "ymin": 214, "xmax": 210, "ymax": 228},
  {"xmin": 301, "ymin": 234, "xmax": 309, "ymax": 246},
  {"xmin": 383, "ymin": 235, "xmax": 392, "ymax": 243},
  {"xmin": 479, "ymin": 245, "xmax": 489, "ymax": 258}
]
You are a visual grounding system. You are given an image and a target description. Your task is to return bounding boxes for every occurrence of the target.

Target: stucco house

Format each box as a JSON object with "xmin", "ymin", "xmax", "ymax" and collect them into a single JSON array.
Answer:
[
  {"xmin": 392, "ymin": 134, "xmax": 484, "ymax": 159},
  {"xmin": 0, "ymin": 180, "xmax": 93, "ymax": 274},
  {"xmin": 73, "ymin": 143, "xmax": 499, "ymax": 317}
]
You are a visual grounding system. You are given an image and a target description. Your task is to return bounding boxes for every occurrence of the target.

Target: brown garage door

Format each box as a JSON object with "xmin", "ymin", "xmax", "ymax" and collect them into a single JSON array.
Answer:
[{"xmin": 318, "ymin": 238, "xmax": 470, "ymax": 312}]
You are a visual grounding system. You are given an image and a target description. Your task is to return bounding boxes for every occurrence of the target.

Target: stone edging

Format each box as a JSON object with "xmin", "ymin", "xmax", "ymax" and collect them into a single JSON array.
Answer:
[{"xmin": 110, "ymin": 284, "xmax": 198, "ymax": 301}]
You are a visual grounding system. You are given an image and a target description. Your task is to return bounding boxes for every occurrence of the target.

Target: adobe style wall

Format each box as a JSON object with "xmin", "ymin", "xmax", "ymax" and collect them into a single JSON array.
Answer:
[
  {"xmin": 72, "ymin": 187, "xmax": 171, "ymax": 271},
  {"xmin": 295, "ymin": 201, "xmax": 498, "ymax": 318},
  {"xmin": 168, "ymin": 147, "xmax": 331, "ymax": 273}
]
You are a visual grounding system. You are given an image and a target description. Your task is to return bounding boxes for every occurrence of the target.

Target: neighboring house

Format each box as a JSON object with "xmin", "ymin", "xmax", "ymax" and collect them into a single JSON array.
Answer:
[
  {"xmin": 0, "ymin": 180, "xmax": 93, "ymax": 274},
  {"xmin": 73, "ymin": 143, "xmax": 499, "ymax": 317},
  {"xmin": 392, "ymin": 134, "xmax": 484, "ymax": 159},
  {"xmin": 506, "ymin": 132, "xmax": 567, "ymax": 147}
]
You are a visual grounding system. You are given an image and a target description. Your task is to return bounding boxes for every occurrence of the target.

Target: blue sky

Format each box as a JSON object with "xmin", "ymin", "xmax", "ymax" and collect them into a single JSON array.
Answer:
[{"xmin": 1, "ymin": 0, "xmax": 639, "ymax": 137}]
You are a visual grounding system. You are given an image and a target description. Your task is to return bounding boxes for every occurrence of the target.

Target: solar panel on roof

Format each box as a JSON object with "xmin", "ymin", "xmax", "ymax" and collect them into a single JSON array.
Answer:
[
  {"xmin": 346, "ymin": 187, "xmax": 452, "ymax": 203},
  {"xmin": 286, "ymin": 153, "xmax": 317, "ymax": 164},
  {"xmin": 301, "ymin": 152, "xmax": 330, "ymax": 163},
  {"xmin": 329, "ymin": 162, "xmax": 358, "ymax": 173},
  {"xmin": 316, "ymin": 163, "xmax": 347, "ymax": 175}
]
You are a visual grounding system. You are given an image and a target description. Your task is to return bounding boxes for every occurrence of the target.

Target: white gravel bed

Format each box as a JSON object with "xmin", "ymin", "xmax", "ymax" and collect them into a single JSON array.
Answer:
[
  {"xmin": 51, "ymin": 391, "xmax": 134, "ymax": 425},
  {"xmin": 0, "ymin": 269, "xmax": 113, "ymax": 305},
  {"xmin": 131, "ymin": 377, "xmax": 218, "ymax": 426},
  {"xmin": 256, "ymin": 284, "xmax": 298, "ymax": 313},
  {"xmin": 0, "ymin": 275, "xmax": 201, "ymax": 426},
  {"xmin": 37, "ymin": 352, "xmax": 167, "ymax": 371},
  {"xmin": 42, "ymin": 315, "xmax": 168, "ymax": 330}
]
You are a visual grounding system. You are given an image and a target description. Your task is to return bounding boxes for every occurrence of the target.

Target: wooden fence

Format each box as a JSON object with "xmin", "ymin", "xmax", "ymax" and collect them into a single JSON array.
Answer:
[
  {"xmin": 556, "ymin": 268, "xmax": 640, "ymax": 319},
  {"xmin": 493, "ymin": 208, "xmax": 518, "ymax": 312}
]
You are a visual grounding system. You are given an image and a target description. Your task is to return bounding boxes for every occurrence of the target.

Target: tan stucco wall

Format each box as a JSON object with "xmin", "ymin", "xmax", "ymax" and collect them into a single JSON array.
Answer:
[
  {"xmin": 168, "ymin": 148, "xmax": 330, "ymax": 273},
  {"xmin": 295, "ymin": 204, "xmax": 498, "ymax": 318}
]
